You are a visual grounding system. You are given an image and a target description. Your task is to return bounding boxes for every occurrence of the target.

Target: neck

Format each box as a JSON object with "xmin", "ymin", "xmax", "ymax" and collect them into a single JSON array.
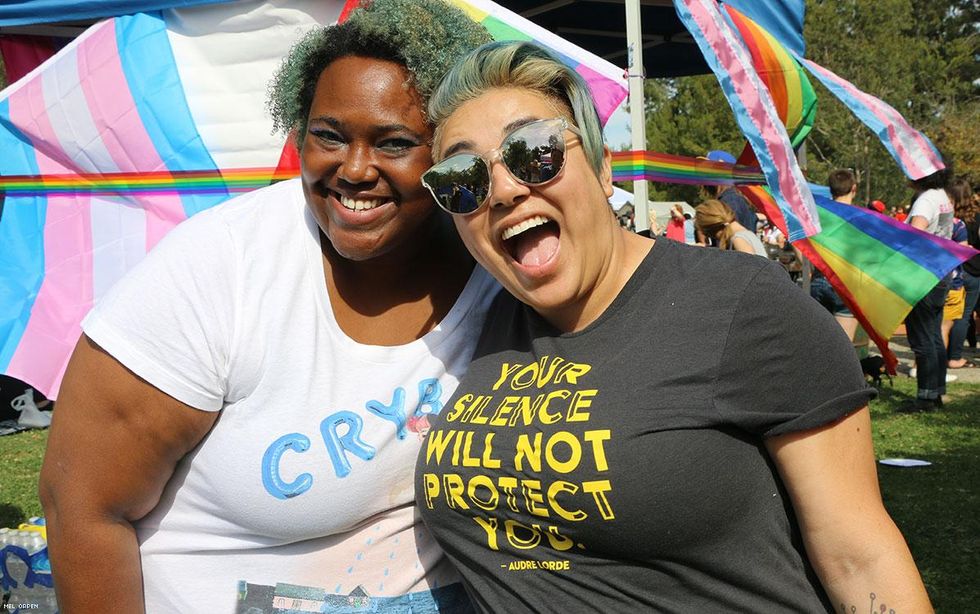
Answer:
[
  {"xmin": 543, "ymin": 225, "xmax": 652, "ymax": 334},
  {"xmin": 323, "ymin": 214, "xmax": 474, "ymax": 327},
  {"xmin": 835, "ymin": 194, "xmax": 854, "ymax": 204}
]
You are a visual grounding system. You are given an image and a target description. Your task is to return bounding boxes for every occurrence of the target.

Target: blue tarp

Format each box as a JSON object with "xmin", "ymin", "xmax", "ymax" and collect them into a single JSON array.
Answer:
[{"xmin": 0, "ymin": 0, "xmax": 232, "ymax": 26}]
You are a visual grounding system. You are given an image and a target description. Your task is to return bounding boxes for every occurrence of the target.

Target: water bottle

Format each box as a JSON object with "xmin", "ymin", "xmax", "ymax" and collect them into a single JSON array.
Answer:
[
  {"xmin": 2, "ymin": 529, "xmax": 58, "ymax": 613},
  {"xmin": 1, "ymin": 527, "xmax": 11, "ymax": 603},
  {"xmin": 2, "ymin": 531, "xmax": 31, "ymax": 607}
]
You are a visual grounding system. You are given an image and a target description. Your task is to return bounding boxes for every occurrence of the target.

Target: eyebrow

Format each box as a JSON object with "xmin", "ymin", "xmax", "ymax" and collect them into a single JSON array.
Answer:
[
  {"xmin": 307, "ymin": 116, "xmax": 425, "ymax": 139},
  {"xmin": 441, "ymin": 115, "xmax": 544, "ymax": 158}
]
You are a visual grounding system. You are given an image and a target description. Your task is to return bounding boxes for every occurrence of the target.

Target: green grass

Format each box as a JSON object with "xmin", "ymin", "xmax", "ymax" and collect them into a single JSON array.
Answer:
[
  {"xmin": 869, "ymin": 379, "xmax": 980, "ymax": 613},
  {"xmin": 0, "ymin": 427, "xmax": 46, "ymax": 527},
  {"xmin": 2, "ymin": 380, "xmax": 977, "ymax": 611}
]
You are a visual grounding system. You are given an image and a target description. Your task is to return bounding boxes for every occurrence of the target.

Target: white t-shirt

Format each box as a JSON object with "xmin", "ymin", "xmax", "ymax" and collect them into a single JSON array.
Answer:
[
  {"xmin": 82, "ymin": 179, "xmax": 499, "ymax": 613},
  {"xmin": 908, "ymin": 188, "xmax": 954, "ymax": 238}
]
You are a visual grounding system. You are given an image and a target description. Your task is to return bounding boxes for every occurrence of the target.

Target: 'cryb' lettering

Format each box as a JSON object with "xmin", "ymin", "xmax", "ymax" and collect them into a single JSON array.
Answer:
[{"xmin": 261, "ymin": 379, "xmax": 443, "ymax": 500}]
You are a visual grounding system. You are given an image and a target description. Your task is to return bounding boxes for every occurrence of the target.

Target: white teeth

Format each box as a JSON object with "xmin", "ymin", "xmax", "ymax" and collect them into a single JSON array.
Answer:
[
  {"xmin": 502, "ymin": 215, "xmax": 550, "ymax": 241},
  {"xmin": 339, "ymin": 195, "xmax": 385, "ymax": 211}
]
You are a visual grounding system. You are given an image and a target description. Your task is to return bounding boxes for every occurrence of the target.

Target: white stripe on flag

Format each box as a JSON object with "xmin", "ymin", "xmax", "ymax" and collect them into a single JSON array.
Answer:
[
  {"xmin": 41, "ymin": 46, "xmax": 118, "ymax": 173},
  {"xmin": 90, "ymin": 197, "xmax": 147, "ymax": 302}
]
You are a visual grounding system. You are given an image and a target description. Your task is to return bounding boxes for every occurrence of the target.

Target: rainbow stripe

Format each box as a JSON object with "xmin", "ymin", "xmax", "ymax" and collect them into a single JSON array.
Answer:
[
  {"xmin": 2, "ymin": 151, "xmax": 763, "ymax": 195},
  {"xmin": 673, "ymin": 0, "xmax": 819, "ymax": 241},
  {"xmin": 0, "ymin": 168, "xmax": 297, "ymax": 196},
  {"xmin": 610, "ymin": 151, "xmax": 764, "ymax": 185},
  {"xmin": 740, "ymin": 186, "xmax": 977, "ymax": 372},
  {"xmin": 443, "ymin": 0, "xmax": 627, "ymax": 126},
  {"xmin": 724, "ymin": 5, "xmax": 816, "ymax": 149}
]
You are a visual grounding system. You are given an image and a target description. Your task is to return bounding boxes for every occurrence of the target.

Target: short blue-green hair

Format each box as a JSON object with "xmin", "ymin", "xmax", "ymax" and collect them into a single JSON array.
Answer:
[{"xmin": 428, "ymin": 41, "xmax": 606, "ymax": 178}]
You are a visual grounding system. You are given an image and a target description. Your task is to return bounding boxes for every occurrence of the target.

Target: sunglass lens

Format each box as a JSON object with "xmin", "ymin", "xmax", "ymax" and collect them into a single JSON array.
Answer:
[
  {"xmin": 423, "ymin": 155, "xmax": 490, "ymax": 214},
  {"xmin": 502, "ymin": 120, "xmax": 565, "ymax": 185}
]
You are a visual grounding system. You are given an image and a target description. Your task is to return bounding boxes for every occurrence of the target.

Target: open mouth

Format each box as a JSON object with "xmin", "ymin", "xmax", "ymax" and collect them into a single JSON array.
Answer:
[{"xmin": 501, "ymin": 215, "xmax": 561, "ymax": 267}]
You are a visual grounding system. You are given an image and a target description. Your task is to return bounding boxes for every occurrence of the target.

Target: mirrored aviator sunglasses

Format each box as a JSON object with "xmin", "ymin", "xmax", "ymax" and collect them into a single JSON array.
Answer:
[{"xmin": 422, "ymin": 117, "xmax": 580, "ymax": 215}]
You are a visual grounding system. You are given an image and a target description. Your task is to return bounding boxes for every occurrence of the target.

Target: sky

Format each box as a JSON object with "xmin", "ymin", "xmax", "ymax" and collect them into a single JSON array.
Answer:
[{"xmin": 604, "ymin": 99, "xmax": 633, "ymax": 150}]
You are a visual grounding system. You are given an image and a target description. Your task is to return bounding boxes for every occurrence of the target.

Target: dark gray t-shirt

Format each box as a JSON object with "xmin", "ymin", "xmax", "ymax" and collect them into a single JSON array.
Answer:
[{"xmin": 416, "ymin": 239, "xmax": 874, "ymax": 613}]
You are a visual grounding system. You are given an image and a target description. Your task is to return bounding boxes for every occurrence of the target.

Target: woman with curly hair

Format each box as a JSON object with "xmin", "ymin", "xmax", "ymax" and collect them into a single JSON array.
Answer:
[{"xmin": 40, "ymin": 1, "xmax": 493, "ymax": 611}]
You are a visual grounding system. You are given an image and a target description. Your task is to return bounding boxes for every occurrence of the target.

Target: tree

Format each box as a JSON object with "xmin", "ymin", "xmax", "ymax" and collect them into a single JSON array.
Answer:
[{"xmin": 630, "ymin": 0, "xmax": 979, "ymax": 209}]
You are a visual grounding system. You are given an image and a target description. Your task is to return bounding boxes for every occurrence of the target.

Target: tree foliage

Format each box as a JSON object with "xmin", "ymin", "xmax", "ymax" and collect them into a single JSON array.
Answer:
[{"xmin": 629, "ymin": 0, "xmax": 978, "ymax": 210}]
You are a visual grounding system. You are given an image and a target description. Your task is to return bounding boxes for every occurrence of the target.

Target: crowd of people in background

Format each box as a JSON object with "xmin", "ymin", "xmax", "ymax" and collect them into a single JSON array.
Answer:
[{"xmin": 631, "ymin": 155, "xmax": 980, "ymax": 409}]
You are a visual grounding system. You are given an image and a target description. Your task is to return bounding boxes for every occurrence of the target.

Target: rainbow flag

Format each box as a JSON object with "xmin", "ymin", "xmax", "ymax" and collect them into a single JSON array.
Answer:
[
  {"xmin": 610, "ymin": 151, "xmax": 765, "ymax": 186},
  {"xmin": 441, "ymin": 0, "xmax": 627, "ymax": 126},
  {"xmin": 673, "ymin": 0, "xmax": 819, "ymax": 242},
  {"xmin": 723, "ymin": 5, "xmax": 816, "ymax": 150},
  {"xmin": 740, "ymin": 186, "xmax": 977, "ymax": 372}
]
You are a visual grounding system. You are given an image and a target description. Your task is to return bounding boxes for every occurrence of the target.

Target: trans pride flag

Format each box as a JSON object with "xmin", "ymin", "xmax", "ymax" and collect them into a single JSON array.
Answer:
[
  {"xmin": 0, "ymin": 0, "xmax": 627, "ymax": 398},
  {"xmin": 796, "ymin": 58, "xmax": 945, "ymax": 180},
  {"xmin": 0, "ymin": 2, "xmax": 342, "ymax": 397},
  {"xmin": 673, "ymin": 0, "xmax": 818, "ymax": 242}
]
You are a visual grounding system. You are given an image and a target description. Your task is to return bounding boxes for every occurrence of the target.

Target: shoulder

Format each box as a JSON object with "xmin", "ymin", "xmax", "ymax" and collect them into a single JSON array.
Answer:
[
  {"xmin": 657, "ymin": 239, "xmax": 772, "ymax": 288},
  {"xmin": 911, "ymin": 188, "xmax": 947, "ymax": 211},
  {"xmin": 193, "ymin": 178, "xmax": 305, "ymax": 235},
  {"xmin": 154, "ymin": 179, "xmax": 306, "ymax": 257}
]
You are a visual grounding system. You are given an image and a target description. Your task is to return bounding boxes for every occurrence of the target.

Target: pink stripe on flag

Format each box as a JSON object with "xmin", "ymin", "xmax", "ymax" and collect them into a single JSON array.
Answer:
[
  {"xmin": 141, "ymin": 194, "xmax": 189, "ymax": 249},
  {"xmin": 78, "ymin": 20, "xmax": 188, "ymax": 249},
  {"xmin": 803, "ymin": 59, "xmax": 942, "ymax": 178},
  {"xmin": 684, "ymin": 0, "xmax": 818, "ymax": 237},
  {"xmin": 576, "ymin": 63, "xmax": 627, "ymax": 126},
  {"xmin": 6, "ymin": 78, "xmax": 95, "ymax": 396}
]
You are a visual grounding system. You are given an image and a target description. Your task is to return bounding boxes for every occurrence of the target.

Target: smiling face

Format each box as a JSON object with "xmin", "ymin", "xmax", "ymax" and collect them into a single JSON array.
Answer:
[
  {"xmin": 436, "ymin": 87, "xmax": 624, "ymax": 330},
  {"xmin": 300, "ymin": 56, "xmax": 436, "ymax": 262}
]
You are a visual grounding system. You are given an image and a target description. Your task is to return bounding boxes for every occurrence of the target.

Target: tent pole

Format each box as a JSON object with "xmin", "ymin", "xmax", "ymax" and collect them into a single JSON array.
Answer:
[{"xmin": 625, "ymin": 0, "xmax": 649, "ymax": 232}]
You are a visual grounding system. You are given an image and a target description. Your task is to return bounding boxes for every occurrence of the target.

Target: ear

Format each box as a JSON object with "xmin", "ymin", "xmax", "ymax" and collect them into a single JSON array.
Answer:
[{"xmin": 599, "ymin": 145, "xmax": 614, "ymax": 198}]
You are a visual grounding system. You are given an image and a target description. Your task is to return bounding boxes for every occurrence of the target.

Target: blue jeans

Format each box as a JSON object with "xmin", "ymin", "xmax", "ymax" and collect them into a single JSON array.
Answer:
[
  {"xmin": 809, "ymin": 276, "xmax": 852, "ymax": 316},
  {"xmin": 948, "ymin": 271, "xmax": 980, "ymax": 361},
  {"xmin": 906, "ymin": 281, "xmax": 949, "ymax": 399}
]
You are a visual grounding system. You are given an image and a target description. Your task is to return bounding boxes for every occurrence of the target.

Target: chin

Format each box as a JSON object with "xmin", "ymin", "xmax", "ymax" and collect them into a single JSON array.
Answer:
[
  {"xmin": 325, "ymin": 231, "xmax": 394, "ymax": 262},
  {"xmin": 511, "ymin": 281, "xmax": 572, "ymax": 315}
]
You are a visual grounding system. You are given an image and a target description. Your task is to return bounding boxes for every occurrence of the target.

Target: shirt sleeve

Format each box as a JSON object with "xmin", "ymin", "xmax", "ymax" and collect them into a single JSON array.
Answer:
[
  {"xmin": 907, "ymin": 190, "xmax": 937, "ymax": 223},
  {"xmin": 712, "ymin": 260, "xmax": 875, "ymax": 437},
  {"xmin": 81, "ymin": 208, "xmax": 238, "ymax": 411}
]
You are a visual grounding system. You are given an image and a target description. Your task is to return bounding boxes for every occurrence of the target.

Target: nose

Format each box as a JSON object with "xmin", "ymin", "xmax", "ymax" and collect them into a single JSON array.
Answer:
[
  {"xmin": 487, "ymin": 157, "xmax": 529, "ymax": 210},
  {"xmin": 338, "ymin": 142, "xmax": 379, "ymax": 186}
]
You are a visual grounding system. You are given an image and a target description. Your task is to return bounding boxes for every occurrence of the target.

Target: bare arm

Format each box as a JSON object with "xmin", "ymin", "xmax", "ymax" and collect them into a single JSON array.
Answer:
[
  {"xmin": 766, "ymin": 408, "xmax": 933, "ymax": 612},
  {"xmin": 909, "ymin": 215, "xmax": 929, "ymax": 231},
  {"xmin": 39, "ymin": 335, "xmax": 218, "ymax": 613}
]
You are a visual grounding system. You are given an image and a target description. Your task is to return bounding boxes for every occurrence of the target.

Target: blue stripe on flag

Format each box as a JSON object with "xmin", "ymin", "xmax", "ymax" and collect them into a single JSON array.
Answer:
[
  {"xmin": 115, "ymin": 12, "xmax": 228, "ymax": 217},
  {"xmin": 0, "ymin": 99, "xmax": 47, "ymax": 370},
  {"xmin": 816, "ymin": 195, "xmax": 966, "ymax": 274}
]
